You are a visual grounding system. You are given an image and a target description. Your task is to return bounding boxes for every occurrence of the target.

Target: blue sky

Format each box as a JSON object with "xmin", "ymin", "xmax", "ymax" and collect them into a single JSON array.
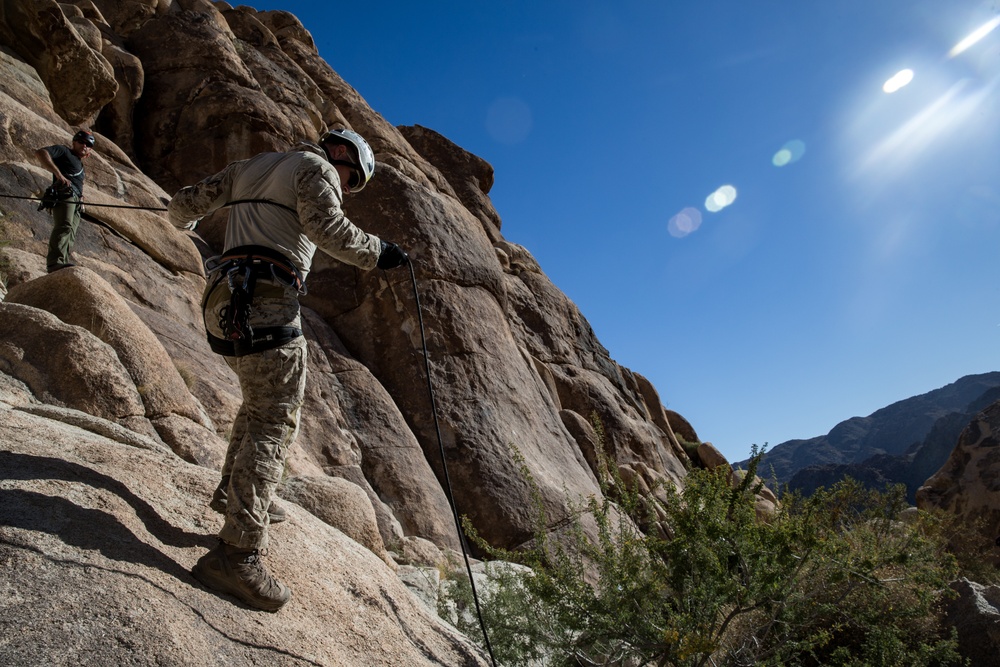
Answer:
[{"xmin": 258, "ymin": 0, "xmax": 1000, "ymax": 463}]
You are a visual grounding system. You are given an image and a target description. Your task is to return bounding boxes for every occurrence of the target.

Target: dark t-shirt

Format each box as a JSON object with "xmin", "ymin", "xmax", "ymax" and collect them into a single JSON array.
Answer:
[{"xmin": 44, "ymin": 145, "xmax": 85, "ymax": 197}]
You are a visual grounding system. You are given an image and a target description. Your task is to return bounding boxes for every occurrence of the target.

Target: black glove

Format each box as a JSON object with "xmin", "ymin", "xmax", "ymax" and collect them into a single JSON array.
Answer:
[{"xmin": 377, "ymin": 241, "xmax": 408, "ymax": 269}]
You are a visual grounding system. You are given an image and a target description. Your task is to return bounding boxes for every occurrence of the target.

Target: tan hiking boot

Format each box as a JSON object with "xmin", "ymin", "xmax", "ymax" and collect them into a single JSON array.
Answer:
[
  {"xmin": 210, "ymin": 476, "xmax": 287, "ymax": 523},
  {"xmin": 192, "ymin": 541, "xmax": 291, "ymax": 612}
]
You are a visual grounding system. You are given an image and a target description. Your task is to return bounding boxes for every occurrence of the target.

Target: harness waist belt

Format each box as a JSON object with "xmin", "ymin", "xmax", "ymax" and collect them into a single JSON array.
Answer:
[
  {"xmin": 208, "ymin": 326, "xmax": 303, "ymax": 358},
  {"xmin": 212, "ymin": 244, "xmax": 305, "ymax": 293}
]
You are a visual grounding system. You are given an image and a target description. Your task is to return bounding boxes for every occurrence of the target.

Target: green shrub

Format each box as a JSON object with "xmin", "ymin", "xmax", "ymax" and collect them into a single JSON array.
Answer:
[{"xmin": 445, "ymin": 444, "xmax": 965, "ymax": 667}]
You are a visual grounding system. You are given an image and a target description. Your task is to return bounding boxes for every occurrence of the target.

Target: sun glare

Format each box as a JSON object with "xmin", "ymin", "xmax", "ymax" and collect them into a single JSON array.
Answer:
[
  {"xmin": 882, "ymin": 69, "xmax": 914, "ymax": 93},
  {"xmin": 949, "ymin": 16, "xmax": 1000, "ymax": 58}
]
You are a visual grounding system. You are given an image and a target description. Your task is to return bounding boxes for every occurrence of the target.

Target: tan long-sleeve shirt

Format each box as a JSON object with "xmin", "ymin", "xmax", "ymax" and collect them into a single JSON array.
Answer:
[{"xmin": 167, "ymin": 143, "xmax": 381, "ymax": 280}]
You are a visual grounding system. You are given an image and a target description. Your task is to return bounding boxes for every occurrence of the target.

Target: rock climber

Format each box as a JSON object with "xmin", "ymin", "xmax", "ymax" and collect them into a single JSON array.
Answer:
[
  {"xmin": 167, "ymin": 128, "xmax": 409, "ymax": 611},
  {"xmin": 35, "ymin": 129, "xmax": 95, "ymax": 273}
]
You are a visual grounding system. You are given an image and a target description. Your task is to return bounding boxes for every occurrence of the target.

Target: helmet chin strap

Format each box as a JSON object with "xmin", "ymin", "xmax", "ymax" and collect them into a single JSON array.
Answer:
[
  {"xmin": 320, "ymin": 143, "xmax": 359, "ymax": 171},
  {"xmin": 320, "ymin": 142, "xmax": 363, "ymax": 189},
  {"xmin": 328, "ymin": 159, "xmax": 359, "ymax": 170},
  {"xmin": 320, "ymin": 142, "xmax": 335, "ymax": 163}
]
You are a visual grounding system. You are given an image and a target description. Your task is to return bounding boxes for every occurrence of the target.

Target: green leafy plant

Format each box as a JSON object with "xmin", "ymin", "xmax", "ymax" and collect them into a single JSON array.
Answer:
[{"xmin": 443, "ymin": 438, "xmax": 965, "ymax": 666}]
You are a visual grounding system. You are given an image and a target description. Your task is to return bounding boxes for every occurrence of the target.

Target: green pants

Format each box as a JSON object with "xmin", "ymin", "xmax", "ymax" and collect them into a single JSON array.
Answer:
[{"xmin": 46, "ymin": 196, "xmax": 81, "ymax": 270}]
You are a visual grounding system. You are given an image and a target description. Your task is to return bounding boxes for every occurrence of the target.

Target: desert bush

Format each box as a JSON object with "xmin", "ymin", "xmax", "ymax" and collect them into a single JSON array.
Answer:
[{"xmin": 443, "ymin": 444, "xmax": 964, "ymax": 666}]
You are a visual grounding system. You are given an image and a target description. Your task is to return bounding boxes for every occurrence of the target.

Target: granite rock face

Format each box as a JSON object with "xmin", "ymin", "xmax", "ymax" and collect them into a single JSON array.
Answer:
[
  {"xmin": 917, "ymin": 400, "xmax": 1000, "ymax": 554},
  {"xmin": 1, "ymin": 0, "xmax": 693, "ymax": 556},
  {"xmin": 0, "ymin": 0, "xmax": 699, "ymax": 662},
  {"xmin": 0, "ymin": 379, "xmax": 487, "ymax": 666}
]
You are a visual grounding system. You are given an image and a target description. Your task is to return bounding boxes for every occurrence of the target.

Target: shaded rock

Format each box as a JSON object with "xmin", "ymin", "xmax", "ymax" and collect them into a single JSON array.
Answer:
[
  {"xmin": 0, "ymin": 301, "xmax": 150, "ymax": 430},
  {"xmin": 296, "ymin": 308, "xmax": 460, "ymax": 551},
  {"xmin": 917, "ymin": 400, "xmax": 1000, "ymax": 553},
  {"xmin": 5, "ymin": 267, "xmax": 225, "ymax": 463},
  {"xmin": 279, "ymin": 475, "xmax": 391, "ymax": 567},
  {"xmin": 944, "ymin": 578, "xmax": 1000, "ymax": 667},
  {"xmin": 560, "ymin": 408, "xmax": 605, "ymax": 484},
  {"xmin": 325, "ymin": 464, "xmax": 407, "ymax": 550},
  {"xmin": 83, "ymin": 0, "xmax": 165, "ymax": 36},
  {"xmin": 93, "ymin": 35, "xmax": 144, "ymax": 160}
]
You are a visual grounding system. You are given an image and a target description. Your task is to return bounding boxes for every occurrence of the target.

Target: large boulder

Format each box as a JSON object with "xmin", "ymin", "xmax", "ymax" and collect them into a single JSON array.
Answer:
[
  {"xmin": 917, "ymin": 400, "xmax": 1000, "ymax": 553},
  {"xmin": 0, "ymin": 376, "xmax": 488, "ymax": 666},
  {"xmin": 0, "ymin": 301, "xmax": 153, "ymax": 437},
  {"xmin": 944, "ymin": 579, "xmax": 1000, "ymax": 666},
  {"xmin": 0, "ymin": 0, "xmax": 117, "ymax": 124},
  {"xmin": 6, "ymin": 267, "xmax": 225, "ymax": 467}
]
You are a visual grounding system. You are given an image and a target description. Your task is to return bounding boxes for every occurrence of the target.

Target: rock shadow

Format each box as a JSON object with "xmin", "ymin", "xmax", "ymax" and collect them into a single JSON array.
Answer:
[{"xmin": 0, "ymin": 451, "xmax": 215, "ymax": 580}]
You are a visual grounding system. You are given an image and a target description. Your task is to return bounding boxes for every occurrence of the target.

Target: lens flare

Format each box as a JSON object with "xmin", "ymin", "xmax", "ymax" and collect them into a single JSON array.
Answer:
[
  {"xmin": 485, "ymin": 96, "xmax": 533, "ymax": 144},
  {"xmin": 668, "ymin": 207, "xmax": 703, "ymax": 238},
  {"xmin": 949, "ymin": 16, "xmax": 1000, "ymax": 58},
  {"xmin": 882, "ymin": 69, "xmax": 914, "ymax": 93},
  {"xmin": 705, "ymin": 185, "xmax": 737, "ymax": 213},
  {"xmin": 773, "ymin": 139, "xmax": 806, "ymax": 167}
]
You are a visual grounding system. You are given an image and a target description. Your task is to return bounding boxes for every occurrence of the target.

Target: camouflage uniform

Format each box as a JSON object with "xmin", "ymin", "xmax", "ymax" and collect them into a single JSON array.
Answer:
[{"xmin": 168, "ymin": 143, "xmax": 382, "ymax": 550}]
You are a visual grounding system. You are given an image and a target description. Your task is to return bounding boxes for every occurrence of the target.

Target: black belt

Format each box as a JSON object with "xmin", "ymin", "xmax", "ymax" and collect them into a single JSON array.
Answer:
[{"xmin": 207, "ymin": 326, "xmax": 303, "ymax": 358}]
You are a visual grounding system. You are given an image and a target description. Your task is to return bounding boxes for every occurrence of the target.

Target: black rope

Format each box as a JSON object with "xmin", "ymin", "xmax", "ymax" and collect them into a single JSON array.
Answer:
[
  {"xmin": 405, "ymin": 259, "xmax": 498, "ymax": 667},
  {"xmin": 0, "ymin": 193, "xmax": 168, "ymax": 210}
]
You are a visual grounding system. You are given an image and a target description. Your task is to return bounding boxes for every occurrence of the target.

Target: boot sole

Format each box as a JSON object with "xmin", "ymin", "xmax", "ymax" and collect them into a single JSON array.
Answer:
[{"xmin": 192, "ymin": 560, "xmax": 289, "ymax": 612}]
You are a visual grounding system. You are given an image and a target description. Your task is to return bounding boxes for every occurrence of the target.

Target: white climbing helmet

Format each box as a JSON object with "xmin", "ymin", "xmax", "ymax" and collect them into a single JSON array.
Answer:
[{"xmin": 320, "ymin": 128, "xmax": 375, "ymax": 191}]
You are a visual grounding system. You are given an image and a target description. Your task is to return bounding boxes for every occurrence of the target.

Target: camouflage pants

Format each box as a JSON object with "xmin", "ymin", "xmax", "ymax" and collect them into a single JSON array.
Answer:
[
  {"xmin": 218, "ymin": 335, "xmax": 307, "ymax": 549},
  {"xmin": 206, "ymin": 277, "xmax": 307, "ymax": 550}
]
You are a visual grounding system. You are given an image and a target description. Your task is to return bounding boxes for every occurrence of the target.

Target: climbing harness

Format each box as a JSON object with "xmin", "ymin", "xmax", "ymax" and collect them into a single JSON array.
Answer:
[
  {"xmin": 36, "ymin": 184, "xmax": 76, "ymax": 211},
  {"xmin": 203, "ymin": 244, "xmax": 306, "ymax": 357},
  {"xmin": 406, "ymin": 259, "xmax": 498, "ymax": 667}
]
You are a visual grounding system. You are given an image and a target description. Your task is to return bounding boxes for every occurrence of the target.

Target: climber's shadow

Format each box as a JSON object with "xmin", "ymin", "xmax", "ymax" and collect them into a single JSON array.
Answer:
[{"xmin": 0, "ymin": 451, "xmax": 216, "ymax": 582}]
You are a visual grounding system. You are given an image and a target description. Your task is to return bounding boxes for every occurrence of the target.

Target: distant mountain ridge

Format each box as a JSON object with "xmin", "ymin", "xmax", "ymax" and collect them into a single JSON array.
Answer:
[{"xmin": 738, "ymin": 372, "xmax": 1000, "ymax": 498}]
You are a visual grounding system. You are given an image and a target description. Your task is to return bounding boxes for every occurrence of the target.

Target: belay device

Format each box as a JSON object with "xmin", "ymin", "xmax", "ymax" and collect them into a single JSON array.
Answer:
[{"xmin": 203, "ymin": 244, "xmax": 306, "ymax": 357}]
